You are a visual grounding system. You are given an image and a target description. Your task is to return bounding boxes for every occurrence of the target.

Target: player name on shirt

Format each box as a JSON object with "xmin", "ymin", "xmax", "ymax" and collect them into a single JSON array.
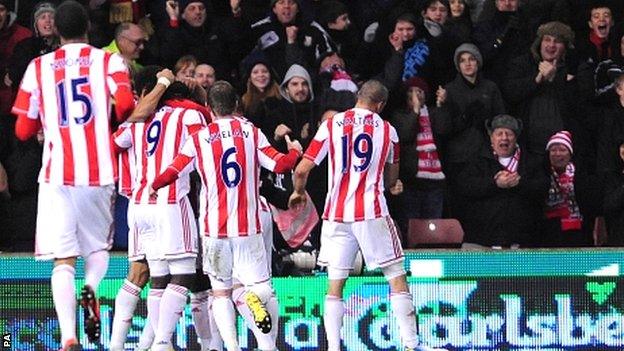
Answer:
[{"xmin": 205, "ymin": 128, "xmax": 250, "ymax": 143}]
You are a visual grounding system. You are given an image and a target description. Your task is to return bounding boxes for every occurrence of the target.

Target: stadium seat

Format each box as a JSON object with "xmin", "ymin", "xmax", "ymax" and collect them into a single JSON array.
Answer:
[{"xmin": 406, "ymin": 219, "xmax": 464, "ymax": 248}]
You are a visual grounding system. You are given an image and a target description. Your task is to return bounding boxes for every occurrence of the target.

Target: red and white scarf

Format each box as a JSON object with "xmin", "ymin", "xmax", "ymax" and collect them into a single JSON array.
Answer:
[
  {"xmin": 416, "ymin": 106, "xmax": 445, "ymax": 180},
  {"xmin": 545, "ymin": 162, "xmax": 582, "ymax": 231},
  {"xmin": 497, "ymin": 146, "xmax": 521, "ymax": 173}
]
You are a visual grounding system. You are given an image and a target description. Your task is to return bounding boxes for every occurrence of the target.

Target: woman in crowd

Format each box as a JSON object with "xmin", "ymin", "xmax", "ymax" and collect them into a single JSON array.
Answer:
[
  {"xmin": 446, "ymin": 0, "xmax": 472, "ymax": 43},
  {"xmin": 539, "ymin": 131, "xmax": 602, "ymax": 247},
  {"xmin": 240, "ymin": 58, "xmax": 281, "ymax": 123},
  {"xmin": 174, "ymin": 54, "xmax": 197, "ymax": 80}
]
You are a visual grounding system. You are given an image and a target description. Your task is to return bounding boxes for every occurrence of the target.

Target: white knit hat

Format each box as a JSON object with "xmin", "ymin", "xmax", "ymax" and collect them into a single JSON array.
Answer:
[{"xmin": 546, "ymin": 130, "xmax": 573, "ymax": 154}]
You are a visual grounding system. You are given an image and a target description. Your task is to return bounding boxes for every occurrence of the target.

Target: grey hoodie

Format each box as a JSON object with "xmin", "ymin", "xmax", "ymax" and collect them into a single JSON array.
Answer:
[{"xmin": 279, "ymin": 64, "xmax": 314, "ymax": 103}]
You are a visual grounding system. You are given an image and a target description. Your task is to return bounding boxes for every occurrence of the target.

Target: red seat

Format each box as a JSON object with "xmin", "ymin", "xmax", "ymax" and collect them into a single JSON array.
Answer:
[{"xmin": 406, "ymin": 219, "xmax": 464, "ymax": 248}]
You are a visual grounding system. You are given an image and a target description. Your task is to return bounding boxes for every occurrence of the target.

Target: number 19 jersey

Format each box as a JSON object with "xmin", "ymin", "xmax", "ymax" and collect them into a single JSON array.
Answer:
[{"xmin": 304, "ymin": 107, "xmax": 400, "ymax": 223}]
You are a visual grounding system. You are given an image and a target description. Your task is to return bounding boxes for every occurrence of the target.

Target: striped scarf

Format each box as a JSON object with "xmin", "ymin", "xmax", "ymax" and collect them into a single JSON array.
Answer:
[
  {"xmin": 545, "ymin": 163, "xmax": 583, "ymax": 231},
  {"xmin": 416, "ymin": 106, "xmax": 445, "ymax": 180},
  {"xmin": 497, "ymin": 146, "xmax": 521, "ymax": 173}
]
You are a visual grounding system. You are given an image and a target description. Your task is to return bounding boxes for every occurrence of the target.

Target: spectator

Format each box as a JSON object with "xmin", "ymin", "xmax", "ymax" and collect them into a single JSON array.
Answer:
[
  {"xmin": 194, "ymin": 63, "xmax": 216, "ymax": 91},
  {"xmin": 249, "ymin": 0, "xmax": 317, "ymax": 79},
  {"xmin": 458, "ymin": 114, "xmax": 548, "ymax": 248},
  {"xmin": 446, "ymin": 0, "xmax": 472, "ymax": 43},
  {"xmin": 7, "ymin": 2, "xmax": 58, "ymax": 89},
  {"xmin": 390, "ymin": 77, "xmax": 446, "ymax": 226},
  {"xmin": 418, "ymin": 0, "xmax": 458, "ymax": 89},
  {"xmin": 303, "ymin": 0, "xmax": 359, "ymax": 69},
  {"xmin": 597, "ymin": 74, "xmax": 624, "ymax": 174},
  {"xmin": 174, "ymin": 54, "xmax": 196, "ymax": 80},
  {"xmin": 502, "ymin": 22, "xmax": 587, "ymax": 158},
  {"xmin": 1, "ymin": 0, "xmax": 32, "ymax": 116},
  {"xmin": 436, "ymin": 43, "xmax": 506, "ymax": 178},
  {"xmin": 539, "ymin": 131, "xmax": 601, "ymax": 247},
  {"xmin": 240, "ymin": 57, "xmax": 281, "ymax": 124},
  {"xmin": 103, "ymin": 22, "xmax": 147, "ymax": 72},
  {"xmin": 603, "ymin": 138, "xmax": 624, "ymax": 246},
  {"xmin": 159, "ymin": 0, "xmax": 241, "ymax": 80},
  {"xmin": 473, "ymin": 0, "xmax": 532, "ymax": 86},
  {"xmin": 262, "ymin": 63, "xmax": 315, "ymax": 152},
  {"xmin": 594, "ymin": 23, "xmax": 624, "ymax": 104}
]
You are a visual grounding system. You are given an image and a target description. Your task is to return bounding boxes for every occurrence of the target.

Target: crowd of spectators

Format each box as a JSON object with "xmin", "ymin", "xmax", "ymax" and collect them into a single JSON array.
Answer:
[{"xmin": 1, "ymin": 0, "xmax": 624, "ymax": 254}]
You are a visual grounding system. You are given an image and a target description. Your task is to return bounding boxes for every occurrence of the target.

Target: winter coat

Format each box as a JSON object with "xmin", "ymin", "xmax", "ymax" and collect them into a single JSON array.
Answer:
[
  {"xmin": 603, "ymin": 168, "xmax": 624, "ymax": 246},
  {"xmin": 456, "ymin": 146, "xmax": 549, "ymax": 247},
  {"xmin": 436, "ymin": 74, "xmax": 506, "ymax": 166}
]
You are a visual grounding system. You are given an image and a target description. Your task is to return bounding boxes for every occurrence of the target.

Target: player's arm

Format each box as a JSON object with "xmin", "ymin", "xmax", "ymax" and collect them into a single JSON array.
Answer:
[
  {"xmin": 150, "ymin": 154, "xmax": 194, "ymax": 196},
  {"xmin": 289, "ymin": 157, "xmax": 316, "ymax": 209},
  {"xmin": 384, "ymin": 125, "xmax": 401, "ymax": 190},
  {"xmin": 258, "ymin": 134, "xmax": 303, "ymax": 173},
  {"xmin": 12, "ymin": 61, "xmax": 42, "ymax": 141},
  {"xmin": 127, "ymin": 69, "xmax": 175, "ymax": 122},
  {"xmin": 149, "ymin": 136, "xmax": 197, "ymax": 196},
  {"xmin": 106, "ymin": 53, "xmax": 135, "ymax": 122},
  {"xmin": 111, "ymin": 124, "xmax": 133, "ymax": 154}
]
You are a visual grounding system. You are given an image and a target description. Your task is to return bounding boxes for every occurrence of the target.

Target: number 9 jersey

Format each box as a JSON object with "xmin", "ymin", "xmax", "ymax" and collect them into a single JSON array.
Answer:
[{"xmin": 303, "ymin": 107, "xmax": 400, "ymax": 223}]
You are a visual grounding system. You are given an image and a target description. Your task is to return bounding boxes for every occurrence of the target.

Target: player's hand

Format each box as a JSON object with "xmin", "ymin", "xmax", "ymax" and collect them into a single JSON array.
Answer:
[
  {"xmin": 274, "ymin": 124, "xmax": 292, "ymax": 141},
  {"xmin": 288, "ymin": 191, "xmax": 307, "ymax": 210},
  {"xmin": 165, "ymin": 0, "xmax": 179, "ymax": 21},
  {"xmin": 285, "ymin": 134, "xmax": 303, "ymax": 154},
  {"xmin": 148, "ymin": 185, "xmax": 158, "ymax": 199},
  {"xmin": 178, "ymin": 76, "xmax": 199, "ymax": 90},
  {"xmin": 157, "ymin": 69, "xmax": 175, "ymax": 84}
]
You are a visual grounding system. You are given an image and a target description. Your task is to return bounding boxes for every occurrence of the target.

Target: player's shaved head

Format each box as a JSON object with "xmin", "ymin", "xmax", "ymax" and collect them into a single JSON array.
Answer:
[
  {"xmin": 54, "ymin": 0, "xmax": 89, "ymax": 40},
  {"xmin": 209, "ymin": 81, "xmax": 238, "ymax": 116},
  {"xmin": 357, "ymin": 80, "xmax": 388, "ymax": 105}
]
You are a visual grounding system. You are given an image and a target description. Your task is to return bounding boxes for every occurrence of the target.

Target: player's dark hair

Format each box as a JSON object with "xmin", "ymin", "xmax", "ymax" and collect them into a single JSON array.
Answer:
[
  {"xmin": 133, "ymin": 65, "xmax": 162, "ymax": 96},
  {"xmin": 54, "ymin": 0, "xmax": 89, "ymax": 40}
]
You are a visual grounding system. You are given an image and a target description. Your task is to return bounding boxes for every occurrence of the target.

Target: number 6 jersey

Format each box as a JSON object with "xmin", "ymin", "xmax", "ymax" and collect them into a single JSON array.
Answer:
[
  {"xmin": 151, "ymin": 117, "xmax": 301, "ymax": 238},
  {"xmin": 304, "ymin": 107, "xmax": 400, "ymax": 222}
]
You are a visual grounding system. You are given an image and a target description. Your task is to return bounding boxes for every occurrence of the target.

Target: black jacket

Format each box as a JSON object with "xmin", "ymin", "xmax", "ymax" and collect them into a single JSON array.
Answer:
[
  {"xmin": 603, "ymin": 168, "xmax": 624, "ymax": 246},
  {"xmin": 436, "ymin": 74, "xmax": 506, "ymax": 166},
  {"xmin": 456, "ymin": 146, "xmax": 549, "ymax": 246}
]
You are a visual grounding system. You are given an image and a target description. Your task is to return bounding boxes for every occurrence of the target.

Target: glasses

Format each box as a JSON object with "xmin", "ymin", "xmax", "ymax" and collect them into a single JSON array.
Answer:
[{"xmin": 122, "ymin": 35, "xmax": 147, "ymax": 47}]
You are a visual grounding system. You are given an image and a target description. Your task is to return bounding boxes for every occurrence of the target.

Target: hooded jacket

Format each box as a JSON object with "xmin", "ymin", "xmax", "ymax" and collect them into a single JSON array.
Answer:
[{"xmin": 279, "ymin": 64, "xmax": 314, "ymax": 102}]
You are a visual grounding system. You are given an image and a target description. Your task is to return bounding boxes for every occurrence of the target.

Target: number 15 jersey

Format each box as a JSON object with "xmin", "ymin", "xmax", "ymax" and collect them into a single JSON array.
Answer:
[
  {"xmin": 12, "ymin": 43, "xmax": 132, "ymax": 186},
  {"xmin": 304, "ymin": 107, "xmax": 400, "ymax": 223}
]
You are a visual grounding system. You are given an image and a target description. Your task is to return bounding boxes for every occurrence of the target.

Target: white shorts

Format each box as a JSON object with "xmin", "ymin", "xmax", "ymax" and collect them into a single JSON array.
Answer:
[
  {"xmin": 148, "ymin": 257, "xmax": 197, "ymax": 277},
  {"xmin": 129, "ymin": 197, "xmax": 198, "ymax": 261},
  {"xmin": 317, "ymin": 216, "xmax": 404, "ymax": 271},
  {"xmin": 259, "ymin": 201, "xmax": 273, "ymax": 274},
  {"xmin": 202, "ymin": 234, "xmax": 270, "ymax": 290},
  {"xmin": 35, "ymin": 183, "xmax": 115, "ymax": 260},
  {"xmin": 126, "ymin": 202, "xmax": 145, "ymax": 262}
]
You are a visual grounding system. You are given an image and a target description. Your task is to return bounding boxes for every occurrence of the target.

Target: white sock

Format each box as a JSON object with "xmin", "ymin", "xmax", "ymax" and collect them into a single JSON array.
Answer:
[
  {"xmin": 208, "ymin": 294, "xmax": 224, "ymax": 351},
  {"xmin": 51, "ymin": 264, "xmax": 77, "ymax": 345},
  {"xmin": 84, "ymin": 250, "xmax": 109, "ymax": 291},
  {"xmin": 110, "ymin": 280, "xmax": 141, "ymax": 350},
  {"xmin": 147, "ymin": 288, "xmax": 164, "ymax": 335},
  {"xmin": 153, "ymin": 284, "xmax": 188, "ymax": 346},
  {"xmin": 233, "ymin": 287, "xmax": 277, "ymax": 351},
  {"xmin": 324, "ymin": 295, "xmax": 344, "ymax": 351},
  {"xmin": 390, "ymin": 292, "xmax": 418, "ymax": 348},
  {"xmin": 266, "ymin": 294, "xmax": 279, "ymax": 344},
  {"xmin": 136, "ymin": 317, "xmax": 154, "ymax": 350},
  {"xmin": 190, "ymin": 290, "xmax": 212, "ymax": 350},
  {"xmin": 211, "ymin": 296, "xmax": 240, "ymax": 351}
]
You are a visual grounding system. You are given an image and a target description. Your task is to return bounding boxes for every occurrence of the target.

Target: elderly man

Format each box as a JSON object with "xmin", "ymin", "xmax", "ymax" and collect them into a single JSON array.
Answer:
[
  {"xmin": 159, "ymin": 0, "xmax": 242, "ymax": 79},
  {"xmin": 104, "ymin": 22, "xmax": 146, "ymax": 71},
  {"xmin": 502, "ymin": 21, "xmax": 589, "ymax": 157},
  {"xmin": 457, "ymin": 114, "xmax": 548, "ymax": 248}
]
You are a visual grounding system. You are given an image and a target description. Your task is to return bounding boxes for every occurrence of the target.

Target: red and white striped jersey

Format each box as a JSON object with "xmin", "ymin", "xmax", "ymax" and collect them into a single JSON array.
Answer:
[
  {"xmin": 113, "ymin": 122, "xmax": 136, "ymax": 198},
  {"xmin": 173, "ymin": 117, "xmax": 298, "ymax": 238},
  {"xmin": 11, "ymin": 43, "xmax": 131, "ymax": 186},
  {"xmin": 304, "ymin": 107, "xmax": 399, "ymax": 222},
  {"xmin": 113, "ymin": 105, "xmax": 204, "ymax": 204}
]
